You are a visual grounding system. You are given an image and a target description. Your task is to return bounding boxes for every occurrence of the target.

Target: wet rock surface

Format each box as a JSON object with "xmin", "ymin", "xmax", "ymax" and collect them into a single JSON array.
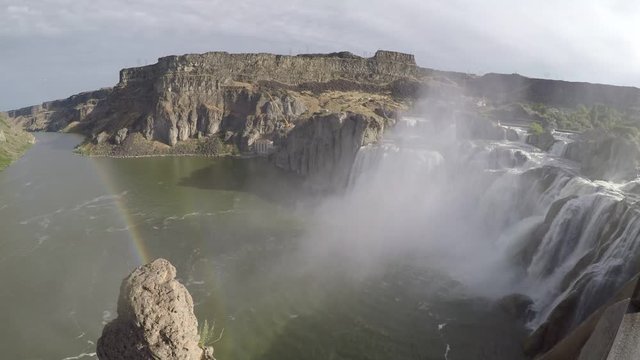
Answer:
[{"xmin": 565, "ymin": 129, "xmax": 640, "ymax": 181}]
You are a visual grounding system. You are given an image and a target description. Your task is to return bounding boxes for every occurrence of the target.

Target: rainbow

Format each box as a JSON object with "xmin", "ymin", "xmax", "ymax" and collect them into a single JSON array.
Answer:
[{"xmin": 90, "ymin": 158, "xmax": 153, "ymax": 266}]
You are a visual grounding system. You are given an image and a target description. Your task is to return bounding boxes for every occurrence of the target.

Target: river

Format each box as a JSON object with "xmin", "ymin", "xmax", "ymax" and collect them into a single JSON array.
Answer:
[{"xmin": 0, "ymin": 133, "xmax": 527, "ymax": 360}]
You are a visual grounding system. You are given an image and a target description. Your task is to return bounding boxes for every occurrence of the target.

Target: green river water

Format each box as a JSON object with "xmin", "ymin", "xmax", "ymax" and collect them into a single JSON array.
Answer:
[{"xmin": 0, "ymin": 133, "xmax": 526, "ymax": 360}]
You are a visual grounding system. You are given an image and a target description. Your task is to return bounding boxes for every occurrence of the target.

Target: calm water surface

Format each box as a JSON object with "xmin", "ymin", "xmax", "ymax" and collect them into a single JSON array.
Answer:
[{"xmin": 0, "ymin": 133, "xmax": 526, "ymax": 359}]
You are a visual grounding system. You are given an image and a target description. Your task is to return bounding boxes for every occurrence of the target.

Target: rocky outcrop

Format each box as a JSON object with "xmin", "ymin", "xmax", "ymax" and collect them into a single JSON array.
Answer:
[
  {"xmin": 274, "ymin": 112, "xmax": 384, "ymax": 190},
  {"xmin": 97, "ymin": 258, "xmax": 213, "ymax": 360},
  {"xmin": 565, "ymin": 130, "xmax": 640, "ymax": 181},
  {"xmin": 466, "ymin": 73, "xmax": 640, "ymax": 110},
  {"xmin": 7, "ymin": 89, "xmax": 110, "ymax": 132},
  {"xmin": 526, "ymin": 130, "xmax": 556, "ymax": 151}
]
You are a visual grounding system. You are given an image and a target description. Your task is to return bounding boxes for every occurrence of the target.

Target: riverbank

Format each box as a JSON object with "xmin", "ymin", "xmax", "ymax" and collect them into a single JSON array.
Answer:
[{"xmin": 0, "ymin": 114, "xmax": 35, "ymax": 170}]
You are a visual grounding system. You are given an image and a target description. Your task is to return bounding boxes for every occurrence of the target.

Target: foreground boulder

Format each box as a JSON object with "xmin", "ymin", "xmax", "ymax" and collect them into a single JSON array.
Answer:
[{"xmin": 97, "ymin": 258, "xmax": 213, "ymax": 360}]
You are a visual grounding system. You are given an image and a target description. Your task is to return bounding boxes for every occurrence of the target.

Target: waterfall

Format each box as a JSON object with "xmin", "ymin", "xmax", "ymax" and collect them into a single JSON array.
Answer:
[
  {"xmin": 549, "ymin": 131, "xmax": 575, "ymax": 157},
  {"xmin": 505, "ymin": 126, "xmax": 529, "ymax": 143},
  {"xmin": 549, "ymin": 141, "xmax": 568, "ymax": 157},
  {"xmin": 344, "ymin": 115, "xmax": 640, "ymax": 338},
  {"xmin": 526, "ymin": 194, "xmax": 621, "ymax": 320}
]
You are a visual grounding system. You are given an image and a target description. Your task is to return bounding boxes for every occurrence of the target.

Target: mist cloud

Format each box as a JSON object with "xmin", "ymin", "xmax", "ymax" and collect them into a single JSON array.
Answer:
[{"xmin": 1, "ymin": 0, "xmax": 639, "ymax": 109}]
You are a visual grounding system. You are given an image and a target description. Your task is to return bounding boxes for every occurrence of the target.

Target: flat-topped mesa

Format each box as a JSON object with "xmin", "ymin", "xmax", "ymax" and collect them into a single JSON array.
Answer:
[
  {"xmin": 372, "ymin": 50, "xmax": 416, "ymax": 65},
  {"xmin": 118, "ymin": 50, "xmax": 422, "ymax": 87}
]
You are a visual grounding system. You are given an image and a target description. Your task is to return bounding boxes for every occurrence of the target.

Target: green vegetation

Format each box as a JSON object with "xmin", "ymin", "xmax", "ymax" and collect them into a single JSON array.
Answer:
[
  {"xmin": 488, "ymin": 100, "xmax": 640, "ymax": 142},
  {"xmin": 0, "ymin": 114, "xmax": 34, "ymax": 171},
  {"xmin": 196, "ymin": 136, "xmax": 234, "ymax": 155},
  {"xmin": 528, "ymin": 121, "xmax": 544, "ymax": 136},
  {"xmin": 198, "ymin": 319, "xmax": 222, "ymax": 348},
  {"xmin": 521, "ymin": 103, "xmax": 640, "ymax": 135}
]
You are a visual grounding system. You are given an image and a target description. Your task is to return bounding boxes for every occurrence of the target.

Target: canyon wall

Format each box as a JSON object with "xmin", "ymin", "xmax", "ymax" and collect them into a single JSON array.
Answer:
[
  {"xmin": 6, "ymin": 50, "xmax": 426, "ymax": 188},
  {"xmin": 7, "ymin": 89, "xmax": 111, "ymax": 132}
]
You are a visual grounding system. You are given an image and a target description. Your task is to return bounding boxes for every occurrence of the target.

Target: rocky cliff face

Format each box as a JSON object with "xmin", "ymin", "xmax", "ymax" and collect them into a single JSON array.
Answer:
[
  {"xmin": 99, "ymin": 50, "xmax": 417, "ymax": 148},
  {"xmin": 8, "ymin": 50, "xmax": 640, "ymax": 187},
  {"xmin": 97, "ymin": 258, "xmax": 214, "ymax": 360},
  {"xmin": 466, "ymin": 73, "xmax": 640, "ymax": 109},
  {"xmin": 7, "ymin": 50, "xmax": 423, "ymax": 188},
  {"xmin": 7, "ymin": 89, "xmax": 110, "ymax": 132},
  {"xmin": 564, "ymin": 130, "xmax": 640, "ymax": 181},
  {"xmin": 273, "ymin": 111, "xmax": 384, "ymax": 190}
]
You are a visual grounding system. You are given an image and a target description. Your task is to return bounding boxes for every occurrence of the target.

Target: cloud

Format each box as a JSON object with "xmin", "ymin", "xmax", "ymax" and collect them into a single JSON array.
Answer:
[{"xmin": 1, "ymin": 0, "xmax": 639, "ymax": 109}]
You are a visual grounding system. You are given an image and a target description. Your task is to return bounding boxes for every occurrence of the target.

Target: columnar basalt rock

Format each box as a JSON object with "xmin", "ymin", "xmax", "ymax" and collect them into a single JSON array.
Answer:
[
  {"xmin": 273, "ymin": 111, "xmax": 384, "ymax": 190},
  {"xmin": 97, "ymin": 259, "xmax": 213, "ymax": 360},
  {"xmin": 7, "ymin": 50, "xmax": 421, "ymax": 148}
]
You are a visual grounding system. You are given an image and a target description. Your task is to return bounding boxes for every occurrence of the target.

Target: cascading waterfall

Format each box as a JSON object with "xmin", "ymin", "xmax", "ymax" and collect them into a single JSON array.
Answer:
[
  {"xmin": 548, "ymin": 131, "xmax": 575, "ymax": 157},
  {"xmin": 346, "ymin": 115, "xmax": 640, "ymax": 340}
]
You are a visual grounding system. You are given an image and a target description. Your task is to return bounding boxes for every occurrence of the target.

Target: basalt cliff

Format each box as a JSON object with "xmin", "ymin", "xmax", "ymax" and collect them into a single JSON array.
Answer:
[
  {"xmin": 7, "ymin": 50, "xmax": 640, "ymax": 187},
  {"xmin": 7, "ymin": 50, "xmax": 429, "ymax": 188}
]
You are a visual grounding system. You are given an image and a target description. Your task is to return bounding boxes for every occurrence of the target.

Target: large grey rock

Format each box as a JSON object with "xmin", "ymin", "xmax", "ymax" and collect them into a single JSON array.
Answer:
[
  {"xmin": 97, "ymin": 258, "xmax": 212, "ymax": 360},
  {"xmin": 526, "ymin": 131, "xmax": 556, "ymax": 151},
  {"xmin": 114, "ymin": 128, "xmax": 128, "ymax": 145},
  {"xmin": 95, "ymin": 131, "xmax": 110, "ymax": 144}
]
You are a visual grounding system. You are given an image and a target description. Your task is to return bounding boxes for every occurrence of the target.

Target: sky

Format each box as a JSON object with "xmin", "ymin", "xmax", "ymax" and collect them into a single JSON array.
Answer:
[{"xmin": 1, "ymin": 0, "xmax": 640, "ymax": 110}]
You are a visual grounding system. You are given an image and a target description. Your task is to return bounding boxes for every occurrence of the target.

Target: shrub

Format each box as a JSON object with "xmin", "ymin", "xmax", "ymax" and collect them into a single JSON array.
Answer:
[{"xmin": 528, "ymin": 122, "xmax": 545, "ymax": 136}]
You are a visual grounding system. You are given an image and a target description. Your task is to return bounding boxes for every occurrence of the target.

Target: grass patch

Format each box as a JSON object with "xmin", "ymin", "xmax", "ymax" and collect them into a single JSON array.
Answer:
[
  {"xmin": 0, "ymin": 115, "xmax": 34, "ymax": 171},
  {"xmin": 198, "ymin": 319, "xmax": 223, "ymax": 348}
]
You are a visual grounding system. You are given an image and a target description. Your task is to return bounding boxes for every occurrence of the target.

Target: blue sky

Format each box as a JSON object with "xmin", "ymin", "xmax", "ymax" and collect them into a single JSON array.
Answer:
[{"xmin": 1, "ymin": 0, "xmax": 639, "ymax": 110}]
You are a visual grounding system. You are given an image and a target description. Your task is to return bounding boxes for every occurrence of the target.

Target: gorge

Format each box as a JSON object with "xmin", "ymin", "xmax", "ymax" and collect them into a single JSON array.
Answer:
[{"xmin": 2, "ymin": 50, "xmax": 640, "ymax": 359}]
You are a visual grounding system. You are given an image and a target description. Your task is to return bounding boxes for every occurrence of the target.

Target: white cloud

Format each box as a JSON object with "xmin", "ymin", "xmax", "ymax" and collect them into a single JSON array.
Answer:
[{"xmin": 1, "ymin": 0, "xmax": 639, "ymax": 108}]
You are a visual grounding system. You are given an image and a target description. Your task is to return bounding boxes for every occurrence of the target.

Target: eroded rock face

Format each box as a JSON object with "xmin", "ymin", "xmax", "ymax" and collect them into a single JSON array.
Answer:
[
  {"xmin": 114, "ymin": 128, "xmax": 128, "ymax": 145},
  {"xmin": 565, "ymin": 130, "xmax": 640, "ymax": 181},
  {"xmin": 7, "ymin": 89, "xmax": 110, "ymax": 132},
  {"xmin": 97, "ymin": 258, "xmax": 212, "ymax": 360},
  {"xmin": 273, "ymin": 112, "xmax": 384, "ymax": 190}
]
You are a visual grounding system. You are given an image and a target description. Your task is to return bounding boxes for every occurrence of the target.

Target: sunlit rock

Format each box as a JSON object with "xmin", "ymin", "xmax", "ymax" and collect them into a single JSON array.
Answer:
[
  {"xmin": 97, "ymin": 258, "xmax": 213, "ymax": 360},
  {"xmin": 114, "ymin": 128, "xmax": 128, "ymax": 145}
]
